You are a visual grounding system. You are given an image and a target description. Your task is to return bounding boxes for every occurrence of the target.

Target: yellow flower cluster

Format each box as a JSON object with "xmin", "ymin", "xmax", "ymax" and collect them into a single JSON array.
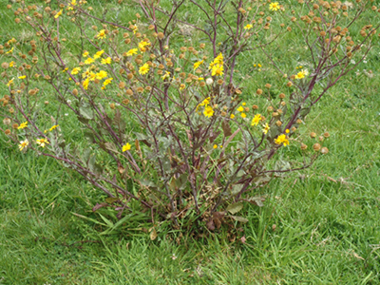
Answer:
[
  {"xmin": 77, "ymin": 50, "xmax": 114, "ymax": 89},
  {"xmin": 274, "ymin": 134, "xmax": 289, "ymax": 146},
  {"xmin": 209, "ymin": 53, "xmax": 224, "ymax": 77},
  {"xmin": 295, "ymin": 69, "xmax": 309, "ymax": 79},
  {"xmin": 196, "ymin": 97, "xmax": 214, "ymax": 118}
]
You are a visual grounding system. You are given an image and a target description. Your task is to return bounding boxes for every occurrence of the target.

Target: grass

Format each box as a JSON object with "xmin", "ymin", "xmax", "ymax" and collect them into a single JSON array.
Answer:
[{"xmin": 1, "ymin": 0, "xmax": 380, "ymax": 284}]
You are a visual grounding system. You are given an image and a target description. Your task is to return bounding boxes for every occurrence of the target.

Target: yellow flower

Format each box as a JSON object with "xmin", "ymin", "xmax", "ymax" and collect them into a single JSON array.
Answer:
[
  {"xmin": 295, "ymin": 72, "xmax": 304, "ymax": 79},
  {"xmin": 237, "ymin": 106, "xmax": 244, "ymax": 112},
  {"xmin": 214, "ymin": 53, "xmax": 224, "ymax": 64},
  {"xmin": 96, "ymin": 70, "xmax": 108, "ymax": 80},
  {"xmin": 49, "ymin": 125, "xmax": 59, "ymax": 131},
  {"xmin": 241, "ymin": 113, "xmax": 246, "ymax": 118},
  {"xmin": 68, "ymin": 0, "xmax": 77, "ymax": 10},
  {"xmin": 269, "ymin": 2, "xmax": 280, "ymax": 11},
  {"xmin": 242, "ymin": 102, "xmax": 246, "ymax": 106},
  {"xmin": 126, "ymin": 48, "xmax": 138, "ymax": 56},
  {"xmin": 96, "ymin": 29, "xmax": 106, "ymax": 39},
  {"xmin": 161, "ymin": 71, "xmax": 171, "ymax": 80},
  {"xmin": 230, "ymin": 114, "xmax": 235, "ymax": 119},
  {"xmin": 93, "ymin": 50, "xmax": 104, "ymax": 59},
  {"xmin": 6, "ymin": 47, "xmax": 14, "ymax": 54},
  {"xmin": 82, "ymin": 68, "xmax": 91, "ymax": 78},
  {"xmin": 6, "ymin": 79, "xmax": 14, "ymax": 87},
  {"xmin": 131, "ymin": 25, "xmax": 138, "ymax": 34},
  {"xmin": 274, "ymin": 134, "xmax": 289, "ymax": 146},
  {"xmin": 251, "ymin": 114, "xmax": 262, "ymax": 126},
  {"xmin": 244, "ymin": 24, "xmax": 253, "ymax": 30},
  {"xmin": 9, "ymin": 61, "xmax": 15, "ymax": 67},
  {"xmin": 54, "ymin": 9, "xmax": 63, "ymax": 19},
  {"xmin": 103, "ymin": 77, "xmax": 113, "ymax": 87},
  {"xmin": 209, "ymin": 53, "xmax": 224, "ymax": 69},
  {"xmin": 122, "ymin": 143, "xmax": 131, "ymax": 152},
  {"xmin": 18, "ymin": 75, "xmax": 26, "ymax": 79},
  {"xmin": 139, "ymin": 63, "xmax": 150, "ymax": 75},
  {"xmin": 200, "ymin": 97, "xmax": 210, "ymax": 107},
  {"xmin": 83, "ymin": 51, "xmax": 89, "ymax": 57},
  {"xmin": 213, "ymin": 144, "xmax": 218, "ymax": 149},
  {"xmin": 84, "ymin": 57, "xmax": 95, "ymax": 64},
  {"xmin": 138, "ymin": 41, "xmax": 150, "ymax": 52},
  {"xmin": 71, "ymin": 67, "xmax": 81, "ymax": 74},
  {"xmin": 18, "ymin": 139, "xmax": 29, "ymax": 151},
  {"xmin": 262, "ymin": 123, "xmax": 270, "ymax": 134},
  {"xmin": 18, "ymin": 121, "xmax": 28, "ymax": 130},
  {"xmin": 36, "ymin": 138, "xmax": 49, "ymax": 148},
  {"xmin": 211, "ymin": 64, "xmax": 224, "ymax": 76},
  {"xmin": 83, "ymin": 78, "xmax": 90, "ymax": 89},
  {"xmin": 193, "ymin": 60, "xmax": 204, "ymax": 70},
  {"xmin": 203, "ymin": 106, "xmax": 214, "ymax": 118},
  {"xmin": 285, "ymin": 129, "xmax": 290, "ymax": 133},
  {"xmin": 101, "ymin": 57, "xmax": 112, "ymax": 64}
]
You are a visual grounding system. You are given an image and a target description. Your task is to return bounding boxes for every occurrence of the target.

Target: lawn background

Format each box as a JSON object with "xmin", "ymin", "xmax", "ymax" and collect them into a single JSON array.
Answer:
[{"xmin": 1, "ymin": 0, "xmax": 380, "ymax": 284}]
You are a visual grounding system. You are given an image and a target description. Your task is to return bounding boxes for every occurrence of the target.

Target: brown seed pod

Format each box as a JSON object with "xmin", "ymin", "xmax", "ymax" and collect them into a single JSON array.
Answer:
[
  {"xmin": 313, "ymin": 143, "xmax": 321, "ymax": 151},
  {"xmin": 321, "ymin": 147, "xmax": 329, "ymax": 154}
]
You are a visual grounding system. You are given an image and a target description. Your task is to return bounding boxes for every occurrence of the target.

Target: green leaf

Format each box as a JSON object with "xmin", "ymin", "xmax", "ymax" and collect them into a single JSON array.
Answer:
[
  {"xmin": 231, "ymin": 184, "xmax": 244, "ymax": 195},
  {"xmin": 231, "ymin": 216, "xmax": 249, "ymax": 223},
  {"xmin": 105, "ymin": 197, "xmax": 119, "ymax": 204},
  {"xmin": 226, "ymin": 202, "xmax": 244, "ymax": 214},
  {"xmin": 247, "ymin": 196, "xmax": 265, "ymax": 207},
  {"xmin": 79, "ymin": 100, "xmax": 94, "ymax": 120}
]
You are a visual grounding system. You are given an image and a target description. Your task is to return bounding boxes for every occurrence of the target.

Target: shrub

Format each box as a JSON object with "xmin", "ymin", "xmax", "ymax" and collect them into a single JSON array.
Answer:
[{"xmin": 1, "ymin": 0, "xmax": 379, "ymax": 232}]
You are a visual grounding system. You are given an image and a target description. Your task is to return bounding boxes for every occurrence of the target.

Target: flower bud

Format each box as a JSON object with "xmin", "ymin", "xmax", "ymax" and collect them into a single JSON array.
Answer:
[
  {"xmin": 301, "ymin": 143, "xmax": 308, "ymax": 150},
  {"xmin": 126, "ymin": 89, "xmax": 133, "ymax": 95},
  {"xmin": 256, "ymin": 88, "xmax": 263, "ymax": 95},
  {"xmin": 319, "ymin": 136, "xmax": 324, "ymax": 142},
  {"xmin": 313, "ymin": 143, "xmax": 321, "ymax": 151},
  {"xmin": 3, "ymin": 118, "xmax": 11, "ymax": 125},
  {"xmin": 321, "ymin": 147, "xmax": 329, "ymax": 154},
  {"xmin": 310, "ymin": 132, "xmax": 317, "ymax": 138}
]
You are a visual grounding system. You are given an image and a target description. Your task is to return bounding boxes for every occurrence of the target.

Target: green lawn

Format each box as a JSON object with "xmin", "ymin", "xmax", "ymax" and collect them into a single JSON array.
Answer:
[{"xmin": 1, "ymin": 0, "xmax": 380, "ymax": 284}]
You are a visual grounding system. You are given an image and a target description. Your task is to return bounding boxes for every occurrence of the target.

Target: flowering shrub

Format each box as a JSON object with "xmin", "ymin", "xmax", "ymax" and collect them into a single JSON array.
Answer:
[{"xmin": 1, "ymin": 0, "xmax": 379, "ymax": 231}]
